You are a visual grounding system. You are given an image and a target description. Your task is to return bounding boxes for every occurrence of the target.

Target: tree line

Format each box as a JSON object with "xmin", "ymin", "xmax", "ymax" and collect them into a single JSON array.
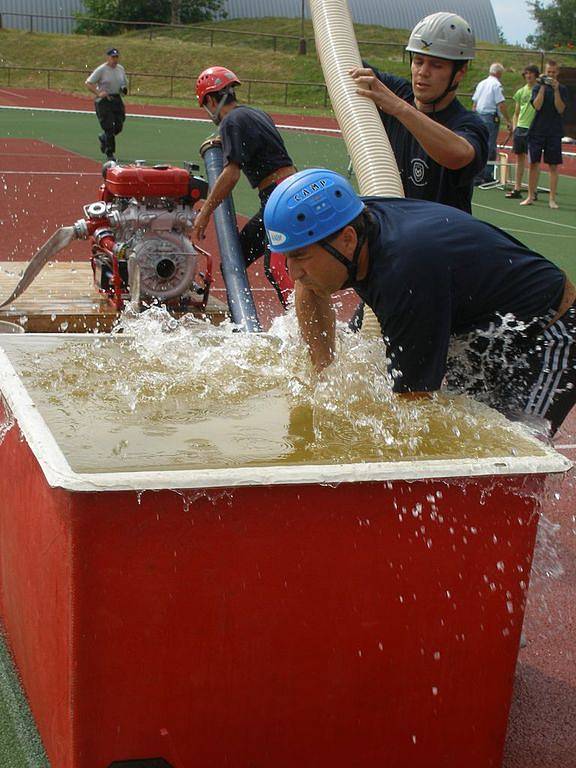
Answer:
[{"xmin": 77, "ymin": 0, "xmax": 576, "ymax": 51}]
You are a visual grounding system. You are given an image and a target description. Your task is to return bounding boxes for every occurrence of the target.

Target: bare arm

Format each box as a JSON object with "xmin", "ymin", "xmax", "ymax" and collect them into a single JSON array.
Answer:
[
  {"xmin": 532, "ymin": 84, "xmax": 546, "ymax": 111},
  {"xmin": 553, "ymin": 82, "xmax": 566, "ymax": 114},
  {"xmin": 295, "ymin": 282, "xmax": 336, "ymax": 372},
  {"xmin": 85, "ymin": 80, "xmax": 103, "ymax": 97},
  {"xmin": 351, "ymin": 68, "xmax": 475, "ymax": 170},
  {"xmin": 193, "ymin": 162, "xmax": 241, "ymax": 241},
  {"xmin": 512, "ymin": 101, "xmax": 520, "ymax": 130},
  {"xmin": 498, "ymin": 100, "xmax": 512, "ymax": 126}
]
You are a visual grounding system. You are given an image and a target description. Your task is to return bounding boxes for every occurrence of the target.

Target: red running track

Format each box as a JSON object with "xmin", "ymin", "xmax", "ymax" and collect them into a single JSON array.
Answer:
[
  {"xmin": 0, "ymin": 87, "xmax": 341, "ymax": 134},
  {"xmin": 0, "ymin": 129, "xmax": 575, "ymax": 768},
  {"xmin": 1, "ymin": 87, "xmax": 575, "ymax": 167}
]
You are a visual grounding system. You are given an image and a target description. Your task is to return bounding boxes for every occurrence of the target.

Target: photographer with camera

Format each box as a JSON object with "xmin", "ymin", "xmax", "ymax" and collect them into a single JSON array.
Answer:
[
  {"xmin": 520, "ymin": 60, "xmax": 568, "ymax": 209},
  {"xmin": 85, "ymin": 48, "xmax": 129, "ymax": 162}
]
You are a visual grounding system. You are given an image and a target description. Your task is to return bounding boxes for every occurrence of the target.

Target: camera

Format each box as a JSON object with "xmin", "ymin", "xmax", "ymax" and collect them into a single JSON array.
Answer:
[{"xmin": 537, "ymin": 75, "xmax": 554, "ymax": 86}]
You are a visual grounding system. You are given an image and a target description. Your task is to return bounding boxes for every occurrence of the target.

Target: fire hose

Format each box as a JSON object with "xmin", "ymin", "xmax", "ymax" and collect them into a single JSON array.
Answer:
[{"xmin": 0, "ymin": 227, "xmax": 76, "ymax": 310}]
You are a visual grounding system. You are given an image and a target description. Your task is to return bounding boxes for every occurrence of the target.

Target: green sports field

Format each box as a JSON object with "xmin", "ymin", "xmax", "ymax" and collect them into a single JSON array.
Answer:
[
  {"xmin": 0, "ymin": 105, "xmax": 575, "ymax": 767},
  {"xmin": 2, "ymin": 106, "xmax": 575, "ymax": 279}
]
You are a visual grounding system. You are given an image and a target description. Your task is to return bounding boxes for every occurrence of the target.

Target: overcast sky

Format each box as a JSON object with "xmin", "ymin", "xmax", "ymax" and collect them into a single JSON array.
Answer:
[{"xmin": 491, "ymin": 0, "xmax": 537, "ymax": 45}]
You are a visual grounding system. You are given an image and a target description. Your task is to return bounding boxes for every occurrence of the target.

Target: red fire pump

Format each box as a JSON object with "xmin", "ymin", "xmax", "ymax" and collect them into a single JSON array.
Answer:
[{"xmin": 73, "ymin": 161, "xmax": 213, "ymax": 312}]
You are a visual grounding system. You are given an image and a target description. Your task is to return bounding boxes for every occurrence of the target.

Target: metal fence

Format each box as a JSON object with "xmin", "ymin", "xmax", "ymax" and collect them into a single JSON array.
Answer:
[
  {"xmin": 0, "ymin": 64, "xmax": 515, "ymax": 112},
  {"xmin": 0, "ymin": 65, "xmax": 332, "ymax": 108},
  {"xmin": 2, "ymin": 10, "xmax": 576, "ymax": 69}
]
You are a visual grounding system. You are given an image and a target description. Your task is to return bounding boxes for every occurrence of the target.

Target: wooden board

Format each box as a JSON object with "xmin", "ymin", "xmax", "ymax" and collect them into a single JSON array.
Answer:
[{"xmin": 0, "ymin": 262, "xmax": 228, "ymax": 333}]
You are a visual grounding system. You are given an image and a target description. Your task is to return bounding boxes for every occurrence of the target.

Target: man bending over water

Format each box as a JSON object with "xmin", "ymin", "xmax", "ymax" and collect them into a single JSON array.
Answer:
[{"xmin": 264, "ymin": 169, "xmax": 576, "ymax": 436}]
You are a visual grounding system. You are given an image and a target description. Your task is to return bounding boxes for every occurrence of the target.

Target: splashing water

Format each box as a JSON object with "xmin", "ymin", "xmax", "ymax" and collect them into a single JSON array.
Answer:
[
  {"xmin": 0, "ymin": 398, "xmax": 14, "ymax": 445},
  {"xmin": 532, "ymin": 513, "xmax": 565, "ymax": 584},
  {"xmin": 1, "ymin": 306, "xmax": 547, "ymax": 473}
]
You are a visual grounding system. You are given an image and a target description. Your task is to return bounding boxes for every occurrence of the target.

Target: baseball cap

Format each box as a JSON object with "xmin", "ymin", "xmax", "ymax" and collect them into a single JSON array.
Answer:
[{"xmin": 106, "ymin": 48, "xmax": 120, "ymax": 56}]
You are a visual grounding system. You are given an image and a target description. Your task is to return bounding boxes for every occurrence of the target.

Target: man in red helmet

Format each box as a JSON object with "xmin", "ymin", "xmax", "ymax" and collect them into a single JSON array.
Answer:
[{"xmin": 192, "ymin": 66, "xmax": 296, "ymax": 307}]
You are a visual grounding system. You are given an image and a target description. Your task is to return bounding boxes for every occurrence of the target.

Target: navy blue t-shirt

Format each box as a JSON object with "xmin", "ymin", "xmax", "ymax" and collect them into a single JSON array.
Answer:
[
  {"xmin": 368, "ymin": 67, "xmax": 489, "ymax": 213},
  {"xmin": 220, "ymin": 105, "xmax": 293, "ymax": 188},
  {"xmin": 530, "ymin": 83, "xmax": 569, "ymax": 136},
  {"xmin": 352, "ymin": 199, "xmax": 565, "ymax": 393}
]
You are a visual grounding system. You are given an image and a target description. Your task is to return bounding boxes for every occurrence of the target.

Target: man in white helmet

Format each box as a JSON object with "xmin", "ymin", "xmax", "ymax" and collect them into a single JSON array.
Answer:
[{"xmin": 350, "ymin": 12, "xmax": 488, "ymax": 214}]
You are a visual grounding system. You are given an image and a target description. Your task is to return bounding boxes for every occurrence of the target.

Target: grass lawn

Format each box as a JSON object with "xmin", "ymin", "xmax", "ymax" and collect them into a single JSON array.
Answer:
[
  {"xmin": 0, "ymin": 633, "xmax": 48, "ymax": 767},
  {"xmin": 1, "ymin": 17, "xmax": 575, "ymax": 113},
  {"xmin": 2, "ymin": 105, "xmax": 574, "ymax": 277}
]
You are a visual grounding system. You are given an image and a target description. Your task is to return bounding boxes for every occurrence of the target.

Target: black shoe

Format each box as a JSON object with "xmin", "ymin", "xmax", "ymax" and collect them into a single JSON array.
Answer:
[{"xmin": 505, "ymin": 189, "xmax": 523, "ymax": 199}]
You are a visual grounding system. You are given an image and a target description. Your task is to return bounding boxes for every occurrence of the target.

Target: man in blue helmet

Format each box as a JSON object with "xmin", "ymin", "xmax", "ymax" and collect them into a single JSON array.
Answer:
[
  {"xmin": 264, "ymin": 169, "xmax": 576, "ymax": 436},
  {"xmin": 350, "ymin": 12, "xmax": 488, "ymax": 214}
]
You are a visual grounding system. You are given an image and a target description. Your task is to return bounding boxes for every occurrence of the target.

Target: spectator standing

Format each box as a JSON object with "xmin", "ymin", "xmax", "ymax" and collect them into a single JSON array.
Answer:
[
  {"xmin": 85, "ymin": 48, "xmax": 128, "ymax": 161},
  {"xmin": 351, "ymin": 12, "xmax": 488, "ymax": 214},
  {"xmin": 472, "ymin": 63, "xmax": 513, "ymax": 184},
  {"xmin": 505, "ymin": 64, "xmax": 540, "ymax": 199},
  {"xmin": 520, "ymin": 60, "xmax": 568, "ymax": 210}
]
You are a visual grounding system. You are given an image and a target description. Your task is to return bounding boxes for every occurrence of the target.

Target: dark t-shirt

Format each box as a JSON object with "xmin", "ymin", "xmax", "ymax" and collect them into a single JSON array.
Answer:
[
  {"xmin": 220, "ymin": 105, "xmax": 293, "ymax": 188},
  {"xmin": 530, "ymin": 83, "xmax": 569, "ymax": 136},
  {"xmin": 369, "ymin": 67, "xmax": 489, "ymax": 213},
  {"xmin": 352, "ymin": 199, "xmax": 565, "ymax": 393}
]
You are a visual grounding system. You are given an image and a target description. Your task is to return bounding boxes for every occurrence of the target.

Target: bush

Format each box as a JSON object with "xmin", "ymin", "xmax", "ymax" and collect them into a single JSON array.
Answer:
[{"xmin": 75, "ymin": 0, "xmax": 226, "ymax": 36}]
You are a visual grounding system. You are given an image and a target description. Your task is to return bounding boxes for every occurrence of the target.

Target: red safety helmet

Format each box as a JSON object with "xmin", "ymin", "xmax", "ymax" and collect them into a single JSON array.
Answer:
[{"xmin": 196, "ymin": 67, "xmax": 241, "ymax": 107}]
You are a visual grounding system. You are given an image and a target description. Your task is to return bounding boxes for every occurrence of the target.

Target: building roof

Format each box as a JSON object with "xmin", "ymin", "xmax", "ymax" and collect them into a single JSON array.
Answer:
[{"xmin": 221, "ymin": 0, "xmax": 500, "ymax": 44}]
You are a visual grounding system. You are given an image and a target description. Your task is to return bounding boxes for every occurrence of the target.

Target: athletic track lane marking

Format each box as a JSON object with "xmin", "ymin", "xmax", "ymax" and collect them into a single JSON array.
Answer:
[
  {"xmin": 0, "ymin": 171, "xmax": 101, "ymax": 176},
  {"xmin": 0, "ymin": 105, "xmax": 342, "ymax": 134},
  {"xmin": 472, "ymin": 202, "xmax": 576, "ymax": 231},
  {"xmin": 506, "ymin": 229, "xmax": 576, "ymax": 238},
  {"xmin": 0, "ymin": 89, "xmax": 27, "ymax": 99}
]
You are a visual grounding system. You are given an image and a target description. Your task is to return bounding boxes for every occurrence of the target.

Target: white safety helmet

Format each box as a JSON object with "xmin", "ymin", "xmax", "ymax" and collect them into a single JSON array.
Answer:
[{"xmin": 406, "ymin": 12, "xmax": 475, "ymax": 61}]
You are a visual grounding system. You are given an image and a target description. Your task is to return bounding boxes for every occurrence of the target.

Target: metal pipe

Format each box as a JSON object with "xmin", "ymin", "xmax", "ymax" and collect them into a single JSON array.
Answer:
[{"xmin": 199, "ymin": 137, "xmax": 261, "ymax": 333}]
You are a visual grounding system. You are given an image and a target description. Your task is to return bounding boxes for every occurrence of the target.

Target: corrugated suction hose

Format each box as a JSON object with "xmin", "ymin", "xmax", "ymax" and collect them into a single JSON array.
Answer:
[{"xmin": 309, "ymin": 0, "xmax": 405, "ymax": 336}]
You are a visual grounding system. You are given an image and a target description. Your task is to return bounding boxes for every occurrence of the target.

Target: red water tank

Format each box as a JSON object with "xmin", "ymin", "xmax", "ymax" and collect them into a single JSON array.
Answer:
[{"xmin": 104, "ymin": 164, "xmax": 191, "ymax": 199}]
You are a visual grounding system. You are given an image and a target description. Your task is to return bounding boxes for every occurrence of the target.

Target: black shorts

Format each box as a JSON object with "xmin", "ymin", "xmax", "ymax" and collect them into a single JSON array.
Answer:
[
  {"xmin": 512, "ymin": 127, "xmax": 529, "ymax": 155},
  {"xmin": 445, "ymin": 305, "xmax": 576, "ymax": 436},
  {"xmin": 527, "ymin": 133, "xmax": 563, "ymax": 166}
]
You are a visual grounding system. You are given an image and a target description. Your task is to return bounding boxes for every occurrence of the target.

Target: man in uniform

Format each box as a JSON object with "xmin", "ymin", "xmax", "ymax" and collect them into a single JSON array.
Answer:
[
  {"xmin": 264, "ymin": 169, "xmax": 576, "ymax": 436},
  {"xmin": 192, "ymin": 66, "xmax": 296, "ymax": 307},
  {"xmin": 350, "ymin": 12, "xmax": 488, "ymax": 214},
  {"xmin": 85, "ymin": 48, "xmax": 128, "ymax": 161}
]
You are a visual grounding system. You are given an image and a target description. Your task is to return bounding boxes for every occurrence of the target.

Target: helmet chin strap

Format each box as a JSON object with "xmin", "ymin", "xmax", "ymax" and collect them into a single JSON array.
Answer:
[
  {"xmin": 319, "ymin": 227, "xmax": 367, "ymax": 289},
  {"xmin": 203, "ymin": 87, "xmax": 232, "ymax": 125},
  {"xmin": 412, "ymin": 56, "xmax": 464, "ymax": 112}
]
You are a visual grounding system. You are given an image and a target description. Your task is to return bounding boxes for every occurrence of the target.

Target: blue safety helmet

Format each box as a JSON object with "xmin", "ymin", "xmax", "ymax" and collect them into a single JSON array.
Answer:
[{"xmin": 264, "ymin": 169, "xmax": 364, "ymax": 254}]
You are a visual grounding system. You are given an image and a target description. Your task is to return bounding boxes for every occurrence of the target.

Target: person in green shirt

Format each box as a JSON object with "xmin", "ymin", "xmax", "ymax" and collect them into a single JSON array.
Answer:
[{"xmin": 505, "ymin": 64, "xmax": 539, "ymax": 199}]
